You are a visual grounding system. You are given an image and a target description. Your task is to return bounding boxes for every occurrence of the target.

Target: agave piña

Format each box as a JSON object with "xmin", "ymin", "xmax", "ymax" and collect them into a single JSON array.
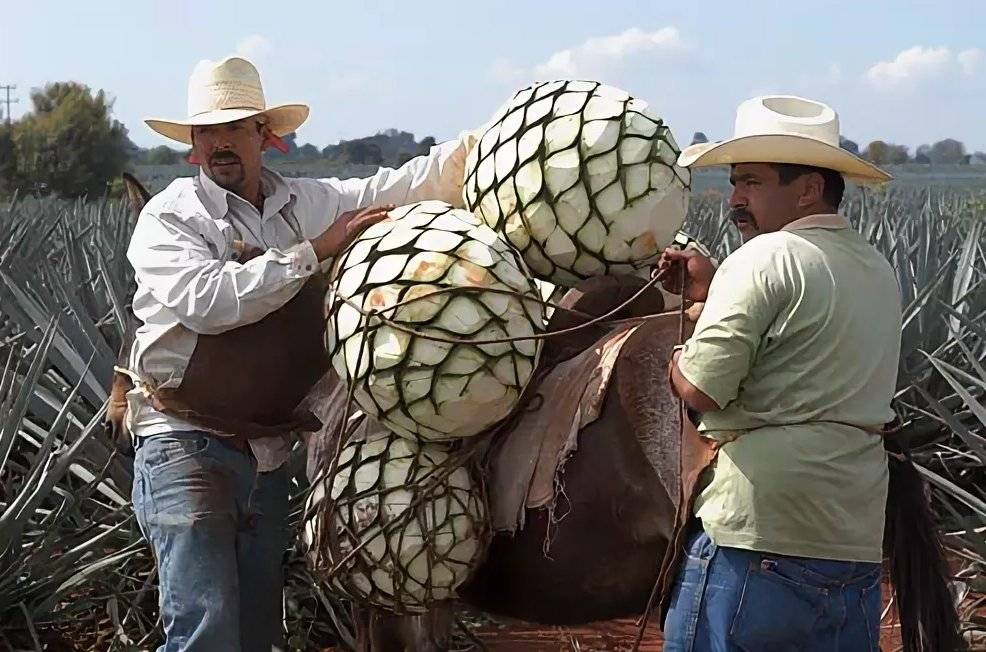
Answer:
[
  {"xmin": 463, "ymin": 80, "xmax": 691, "ymax": 286},
  {"xmin": 304, "ymin": 420, "xmax": 487, "ymax": 612},
  {"xmin": 325, "ymin": 201, "xmax": 545, "ymax": 441}
]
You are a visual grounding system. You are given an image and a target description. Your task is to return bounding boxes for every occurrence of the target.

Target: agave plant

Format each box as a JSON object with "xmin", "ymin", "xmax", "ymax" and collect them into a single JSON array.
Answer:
[
  {"xmin": 0, "ymin": 192, "xmax": 355, "ymax": 649},
  {"xmin": 0, "ymin": 194, "xmax": 159, "ymax": 649},
  {"xmin": 463, "ymin": 80, "xmax": 691, "ymax": 287},
  {"xmin": 1, "ymin": 176, "xmax": 984, "ymax": 648},
  {"xmin": 325, "ymin": 200, "xmax": 545, "ymax": 441}
]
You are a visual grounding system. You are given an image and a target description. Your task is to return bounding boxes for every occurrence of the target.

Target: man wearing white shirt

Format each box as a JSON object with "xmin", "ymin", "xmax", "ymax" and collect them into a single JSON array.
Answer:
[{"xmin": 126, "ymin": 55, "xmax": 475, "ymax": 651}]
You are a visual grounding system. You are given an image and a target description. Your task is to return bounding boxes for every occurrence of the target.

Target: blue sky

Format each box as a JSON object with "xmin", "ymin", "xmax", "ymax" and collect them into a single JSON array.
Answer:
[{"xmin": 4, "ymin": 0, "xmax": 984, "ymax": 153}]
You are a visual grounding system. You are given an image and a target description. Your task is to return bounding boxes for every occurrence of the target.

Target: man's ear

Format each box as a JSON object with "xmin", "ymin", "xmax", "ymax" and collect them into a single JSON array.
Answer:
[{"xmin": 799, "ymin": 172, "xmax": 825, "ymax": 208}]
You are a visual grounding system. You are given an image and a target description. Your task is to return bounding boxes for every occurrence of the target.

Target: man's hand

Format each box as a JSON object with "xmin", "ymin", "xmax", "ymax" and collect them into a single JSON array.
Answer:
[
  {"xmin": 655, "ymin": 247, "xmax": 716, "ymax": 303},
  {"xmin": 232, "ymin": 240, "xmax": 265, "ymax": 263},
  {"xmin": 310, "ymin": 204, "xmax": 395, "ymax": 262}
]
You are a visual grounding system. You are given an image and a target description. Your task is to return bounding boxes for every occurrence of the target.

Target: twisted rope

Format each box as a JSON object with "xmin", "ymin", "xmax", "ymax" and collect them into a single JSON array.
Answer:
[{"xmin": 327, "ymin": 267, "xmax": 674, "ymax": 348}]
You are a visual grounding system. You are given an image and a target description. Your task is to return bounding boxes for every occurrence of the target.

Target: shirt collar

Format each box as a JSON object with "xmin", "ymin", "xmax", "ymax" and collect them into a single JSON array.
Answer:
[
  {"xmin": 196, "ymin": 166, "xmax": 293, "ymax": 221},
  {"xmin": 781, "ymin": 213, "xmax": 850, "ymax": 233}
]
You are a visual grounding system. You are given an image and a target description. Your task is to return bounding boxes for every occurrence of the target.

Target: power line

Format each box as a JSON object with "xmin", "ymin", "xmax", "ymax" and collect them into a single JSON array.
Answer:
[{"xmin": 0, "ymin": 85, "xmax": 19, "ymax": 126}]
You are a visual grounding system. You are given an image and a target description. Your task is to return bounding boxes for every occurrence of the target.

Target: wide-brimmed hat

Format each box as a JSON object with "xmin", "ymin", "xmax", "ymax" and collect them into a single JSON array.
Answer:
[
  {"xmin": 677, "ymin": 95, "xmax": 891, "ymax": 184},
  {"xmin": 145, "ymin": 56, "xmax": 309, "ymax": 145}
]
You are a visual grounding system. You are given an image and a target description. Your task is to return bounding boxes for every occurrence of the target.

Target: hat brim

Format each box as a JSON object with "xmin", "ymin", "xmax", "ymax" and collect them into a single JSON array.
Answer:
[
  {"xmin": 145, "ymin": 103, "xmax": 309, "ymax": 145},
  {"xmin": 677, "ymin": 134, "xmax": 892, "ymax": 184}
]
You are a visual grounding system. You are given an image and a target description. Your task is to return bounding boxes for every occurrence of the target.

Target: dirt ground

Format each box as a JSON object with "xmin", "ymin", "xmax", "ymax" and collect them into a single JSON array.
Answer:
[
  {"xmin": 472, "ymin": 614, "xmax": 906, "ymax": 651},
  {"xmin": 469, "ymin": 577, "xmax": 909, "ymax": 651}
]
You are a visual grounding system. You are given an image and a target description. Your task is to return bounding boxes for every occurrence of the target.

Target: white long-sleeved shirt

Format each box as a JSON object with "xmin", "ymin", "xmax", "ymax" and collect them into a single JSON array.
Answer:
[{"xmin": 125, "ymin": 136, "xmax": 472, "ymax": 470}]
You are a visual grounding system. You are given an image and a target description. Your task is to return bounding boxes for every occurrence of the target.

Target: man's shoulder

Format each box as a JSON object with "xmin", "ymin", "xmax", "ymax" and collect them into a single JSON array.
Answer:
[
  {"xmin": 142, "ymin": 177, "xmax": 201, "ymax": 221},
  {"xmin": 722, "ymin": 231, "xmax": 803, "ymax": 270}
]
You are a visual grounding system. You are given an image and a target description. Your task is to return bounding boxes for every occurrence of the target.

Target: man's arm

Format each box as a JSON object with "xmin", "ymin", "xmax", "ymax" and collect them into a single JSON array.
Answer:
[
  {"xmin": 667, "ymin": 240, "xmax": 787, "ymax": 413},
  {"xmin": 669, "ymin": 349, "xmax": 722, "ymax": 412},
  {"xmin": 128, "ymin": 209, "xmax": 318, "ymax": 335}
]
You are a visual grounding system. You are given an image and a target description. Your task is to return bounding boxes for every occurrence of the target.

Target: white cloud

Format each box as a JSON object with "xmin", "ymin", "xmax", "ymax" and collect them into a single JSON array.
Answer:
[
  {"xmin": 865, "ymin": 46, "xmax": 953, "ymax": 88},
  {"xmin": 491, "ymin": 26, "xmax": 686, "ymax": 84},
  {"xmin": 580, "ymin": 26, "xmax": 683, "ymax": 59},
  {"xmin": 958, "ymin": 48, "xmax": 984, "ymax": 75},
  {"xmin": 236, "ymin": 34, "xmax": 273, "ymax": 61},
  {"xmin": 535, "ymin": 49, "xmax": 580, "ymax": 78}
]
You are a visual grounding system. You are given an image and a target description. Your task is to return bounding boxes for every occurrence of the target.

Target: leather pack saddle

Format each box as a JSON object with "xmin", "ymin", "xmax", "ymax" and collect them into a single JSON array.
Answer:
[
  {"xmin": 113, "ymin": 272, "xmax": 329, "ymax": 444},
  {"xmin": 150, "ymin": 274, "xmax": 329, "ymax": 438}
]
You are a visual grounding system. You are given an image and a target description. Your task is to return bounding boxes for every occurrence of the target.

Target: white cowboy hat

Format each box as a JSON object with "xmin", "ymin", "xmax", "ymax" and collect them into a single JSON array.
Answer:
[
  {"xmin": 677, "ymin": 95, "xmax": 891, "ymax": 184},
  {"xmin": 145, "ymin": 55, "xmax": 309, "ymax": 145}
]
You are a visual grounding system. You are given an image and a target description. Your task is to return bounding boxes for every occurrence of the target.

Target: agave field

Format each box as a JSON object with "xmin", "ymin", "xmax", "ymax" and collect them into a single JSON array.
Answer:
[{"xmin": 0, "ymin": 177, "xmax": 984, "ymax": 650}]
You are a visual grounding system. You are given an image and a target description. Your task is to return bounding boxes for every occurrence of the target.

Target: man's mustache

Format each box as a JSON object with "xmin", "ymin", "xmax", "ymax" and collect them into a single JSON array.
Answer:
[
  {"xmin": 728, "ymin": 208, "xmax": 757, "ymax": 227},
  {"xmin": 210, "ymin": 152, "xmax": 241, "ymax": 166}
]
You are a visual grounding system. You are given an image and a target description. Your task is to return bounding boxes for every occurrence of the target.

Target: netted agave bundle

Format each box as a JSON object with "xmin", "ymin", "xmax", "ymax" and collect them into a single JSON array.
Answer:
[
  {"xmin": 463, "ymin": 80, "xmax": 691, "ymax": 286},
  {"xmin": 325, "ymin": 200, "xmax": 546, "ymax": 441},
  {"xmin": 304, "ymin": 418, "xmax": 487, "ymax": 613}
]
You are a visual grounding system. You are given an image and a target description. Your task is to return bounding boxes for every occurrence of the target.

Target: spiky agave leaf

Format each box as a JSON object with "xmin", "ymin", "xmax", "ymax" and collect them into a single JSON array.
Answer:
[
  {"xmin": 0, "ymin": 320, "xmax": 150, "ymax": 640},
  {"xmin": 464, "ymin": 80, "xmax": 691, "ymax": 286},
  {"xmin": 326, "ymin": 200, "xmax": 545, "ymax": 441}
]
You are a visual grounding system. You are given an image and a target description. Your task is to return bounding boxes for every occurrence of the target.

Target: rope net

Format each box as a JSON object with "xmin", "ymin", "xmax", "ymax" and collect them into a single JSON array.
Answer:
[
  {"xmin": 325, "ymin": 200, "xmax": 546, "ymax": 441},
  {"xmin": 304, "ymin": 414, "xmax": 489, "ymax": 614},
  {"xmin": 463, "ymin": 80, "xmax": 692, "ymax": 287}
]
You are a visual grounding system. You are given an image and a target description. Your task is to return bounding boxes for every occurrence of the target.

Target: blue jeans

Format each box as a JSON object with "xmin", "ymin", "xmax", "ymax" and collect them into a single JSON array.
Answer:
[
  {"xmin": 131, "ymin": 432, "xmax": 290, "ymax": 652},
  {"xmin": 664, "ymin": 529, "xmax": 882, "ymax": 651}
]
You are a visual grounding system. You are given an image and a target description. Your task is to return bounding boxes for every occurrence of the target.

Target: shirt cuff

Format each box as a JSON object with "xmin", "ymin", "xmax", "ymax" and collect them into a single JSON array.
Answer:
[
  {"xmin": 676, "ymin": 342, "xmax": 729, "ymax": 410},
  {"xmin": 287, "ymin": 241, "xmax": 319, "ymax": 278}
]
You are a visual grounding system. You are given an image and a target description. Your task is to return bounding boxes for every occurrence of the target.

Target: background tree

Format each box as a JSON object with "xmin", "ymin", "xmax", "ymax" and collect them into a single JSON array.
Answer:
[
  {"xmin": 0, "ymin": 127, "xmax": 19, "ymax": 194},
  {"xmin": 863, "ymin": 140, "xmax": 910, "ymax": 165},
  {"xmin": 929, "ymin": 138, "xmax": 967, "ymax": 164},
  {"xmin": 296, "ymin": 143, "xmax": 320, "ymax": 159},
  {"xmin": 839, "ymin": 136, "xmax": 859, "ymax": 154},
  {"xmin": 144, "ymin": 145, "xmax": 181, "ymax": 165},
  {"xmin": 690, "ymin": 132, "xmax": 709, "ymax": 146},
  {"xmin": 12, "ymin": 82, "xmax": 130, "ymax": 197}
]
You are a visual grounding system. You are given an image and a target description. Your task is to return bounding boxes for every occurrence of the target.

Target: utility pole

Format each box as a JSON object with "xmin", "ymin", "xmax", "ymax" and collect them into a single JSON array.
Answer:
[{"xmin": 0, "ymin": 85, "xmax": 18, "ymax": 126}]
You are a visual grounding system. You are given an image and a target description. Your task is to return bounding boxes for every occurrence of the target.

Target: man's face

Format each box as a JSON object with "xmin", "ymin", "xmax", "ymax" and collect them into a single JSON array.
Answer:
[
  {"xmin": 727, "ymin": 163, "xmax": 805, "ymax": 241},
  {"xmin": 191, "ymin": 118, "xmax": 265, "ymax": 196}
]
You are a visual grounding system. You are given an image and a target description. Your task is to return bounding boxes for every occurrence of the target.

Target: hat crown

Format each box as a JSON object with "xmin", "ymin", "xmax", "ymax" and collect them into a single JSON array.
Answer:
[
  {"xmin": 187, "ymin": 56, "xmax": 267, "ymax": 118},
  {"xmin": 734, "ymin": 95, "xmax": 840, "ymax": 147}
]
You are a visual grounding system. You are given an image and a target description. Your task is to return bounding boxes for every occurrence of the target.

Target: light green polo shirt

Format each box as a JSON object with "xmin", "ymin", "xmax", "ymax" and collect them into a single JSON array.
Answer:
[{"xmin": 677, "ymin": 214, "xmax": 902, "ymax": 563}]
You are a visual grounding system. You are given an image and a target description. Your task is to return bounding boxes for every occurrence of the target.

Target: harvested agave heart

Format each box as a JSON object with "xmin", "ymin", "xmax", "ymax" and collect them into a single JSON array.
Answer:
[
  {"xmin": 304, "ymin": 417, "xmax": 488, "ymax": 612},
  {"xmin": 463, "ymin": 80, "xmax": 691, "ymax": 286},
  {"xmin": 325, "ymin": 200, "xmax": 545, "ymax": 441}
]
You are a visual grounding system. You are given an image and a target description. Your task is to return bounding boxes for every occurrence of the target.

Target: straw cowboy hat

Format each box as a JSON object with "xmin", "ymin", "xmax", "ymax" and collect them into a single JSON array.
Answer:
[
  {"xmin": 145, "ymin": 56, "xmax": 309, "ymax": 145},
  {"xmin": 677, "ymin": 95, "xmax": 891, "ymax": 184}
]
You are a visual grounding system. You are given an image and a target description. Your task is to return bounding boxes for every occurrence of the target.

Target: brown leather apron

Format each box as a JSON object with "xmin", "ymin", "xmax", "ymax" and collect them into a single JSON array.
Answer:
[
  {"xmin": 147, "ymin": 273, "xmax": 329, "ymax": 445},
  {"xmin": 653, "ymin": 404, "xmax": 720, "ymax": 626},
  {"xmin": 652, "ymin": 415, "xmax": 895, "ymax": 627}
]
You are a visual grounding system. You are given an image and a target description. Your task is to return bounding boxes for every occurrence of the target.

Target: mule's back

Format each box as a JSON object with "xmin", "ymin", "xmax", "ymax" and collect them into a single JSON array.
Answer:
[{"xmin": 461, "ymin": 279, "xmax": 684, "ymax": 624}]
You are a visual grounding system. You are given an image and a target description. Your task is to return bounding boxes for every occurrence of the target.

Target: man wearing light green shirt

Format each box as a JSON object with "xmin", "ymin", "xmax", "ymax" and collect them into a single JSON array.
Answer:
[
  {"xmin": 678, "ymin": 212, "xmax": 901, "ymax": 563},
  {"xmin": 657, "ymin": 95, "xmax": 906, "ymax": 651}
]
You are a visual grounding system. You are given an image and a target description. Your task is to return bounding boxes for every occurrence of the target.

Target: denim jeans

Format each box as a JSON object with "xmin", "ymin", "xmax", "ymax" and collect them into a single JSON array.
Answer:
[
  {"xmin": 131, "ymin": 432, "xmax": 290, "ymax": 652},
  {"xmin": 664, "ymin": 529, "xmax": 882, "ymax": 651}
]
